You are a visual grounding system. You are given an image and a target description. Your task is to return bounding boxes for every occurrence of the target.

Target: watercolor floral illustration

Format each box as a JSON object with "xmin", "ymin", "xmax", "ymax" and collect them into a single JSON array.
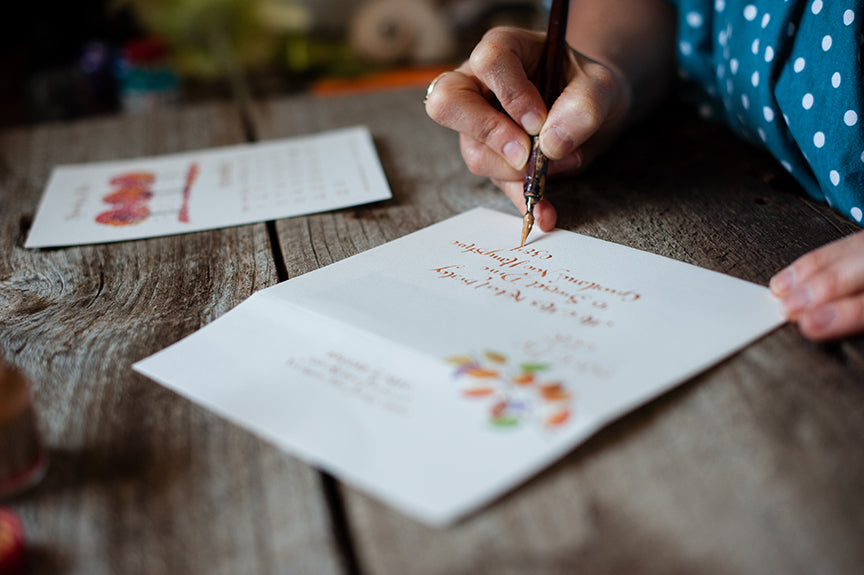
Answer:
[
  {"xmin": 95, "ymin": 163, "xmax": 197, "ymax": 226},
  {"xmin": 446, "ymin": 351, "xmax": 573, "ymax": 429}
]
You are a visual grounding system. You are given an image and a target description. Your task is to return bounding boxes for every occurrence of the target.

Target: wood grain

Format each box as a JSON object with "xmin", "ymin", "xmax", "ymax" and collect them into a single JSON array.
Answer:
[
  {"xmin": 253, "ymin": 90, "xmax": 864, "ymax": 575},
  {"xmin": 251, "ymin": 90, "xmax": 512, "ymax": 276},
  {"xmin": 1, "ymin": 87, "xmax": 862, "ymax": 575},
  {"xmin": 0, "ymin": 104, "xmax": 341, "ymax": 575}
]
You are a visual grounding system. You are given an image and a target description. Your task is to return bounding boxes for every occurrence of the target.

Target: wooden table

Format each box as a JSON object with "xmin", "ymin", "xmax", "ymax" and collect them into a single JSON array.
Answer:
[{"xmin": 1, "ymin": 88, "xmax": 863, "ymax": 575}]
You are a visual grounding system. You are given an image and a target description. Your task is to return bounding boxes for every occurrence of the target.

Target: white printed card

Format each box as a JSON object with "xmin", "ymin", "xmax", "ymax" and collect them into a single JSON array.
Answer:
[
  {"xmin": 134, "ymin": 208, "xmax": 785, "ymax": 525},
  {"xmin": 26, "ymin": 126, "xmax": 391, "ymax": 248}
]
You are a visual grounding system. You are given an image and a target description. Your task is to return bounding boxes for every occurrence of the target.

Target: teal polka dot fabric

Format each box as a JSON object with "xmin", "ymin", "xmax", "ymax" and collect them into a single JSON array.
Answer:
[{"xmin": 667, "ymin": 0, "xmax": 864, "ymax": 225}]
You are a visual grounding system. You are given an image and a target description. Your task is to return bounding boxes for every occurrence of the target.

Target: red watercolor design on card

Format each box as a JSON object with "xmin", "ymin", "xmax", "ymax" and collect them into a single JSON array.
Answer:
[
  {"xmin": 95, "ymin": 163, "xmax": 198, "ymax": 227},
  {"xmin": 178, "ymin": 163, "xmax": 198, "ymax": 223},
  {"xmin": 95, "ymin": 203, "xmax": 151, "ymax": 226}
]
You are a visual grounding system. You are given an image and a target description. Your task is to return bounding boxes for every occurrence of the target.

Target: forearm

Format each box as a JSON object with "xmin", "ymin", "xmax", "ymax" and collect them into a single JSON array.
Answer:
[{"xmin": 566, "ymin": 0, "xmax": 676, "ymax": 123}]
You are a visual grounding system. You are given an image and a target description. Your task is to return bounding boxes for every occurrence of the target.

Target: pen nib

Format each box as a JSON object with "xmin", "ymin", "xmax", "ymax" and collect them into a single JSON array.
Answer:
[{"xmin": 520, "ymin": 211, "xmax": 535, "ymax": 247}]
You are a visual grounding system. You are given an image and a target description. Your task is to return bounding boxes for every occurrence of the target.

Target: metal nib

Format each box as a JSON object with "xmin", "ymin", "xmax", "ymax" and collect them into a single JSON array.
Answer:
[{"xmin": 520, "ymin": 210, "xmax": 535, "ymax": 247}]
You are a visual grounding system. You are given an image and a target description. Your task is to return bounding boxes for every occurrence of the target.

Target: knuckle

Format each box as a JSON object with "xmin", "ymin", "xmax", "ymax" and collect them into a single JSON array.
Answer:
[
  {"xmin": 469, "ymin": 39, "xmax": 504, "ymax": 77},
  {"xmin": 812, "ymin": 267, "xmax": 846, "ymax": 300},
  {"xmin": 460, "ymin": 138, "xmax": 489, "ymax": 176},
  {"xmin": 462, "ymin": 149, "xmax": 486, "ymax": 176},
  {"xmin": 473, "ymin": 115, "xmax": 502, "ymax": 146},
  {"xmin": 572, "ymin": 96, "xmax": 604, "ymax": 133},
  {"xmin": 803, "ymin": 248, "xmax": 829, "ymax": 272},
  {"xmin": 496, "ymin": 89, "xmax": 520, "ymax": 111},
  {"xmin": 588, "ymin": 64, "xmax": 618, "ymax": 95},
  {"xmin": 479, "ymin": 26, "xmax": 512, "ymax": 46},
  {"xmin": 575, "ymin": 63, "xmax": 628, "ymax": 123}
]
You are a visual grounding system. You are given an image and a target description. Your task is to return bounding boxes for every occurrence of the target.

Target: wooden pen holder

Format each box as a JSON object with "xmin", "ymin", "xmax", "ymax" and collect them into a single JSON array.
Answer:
[{"xmin": 0, "ymin": 360, "xmax": 47, "ymax": 499}]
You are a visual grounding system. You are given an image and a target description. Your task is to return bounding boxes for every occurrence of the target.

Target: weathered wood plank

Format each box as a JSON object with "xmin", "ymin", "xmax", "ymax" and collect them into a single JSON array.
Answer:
[
  {"xmin": 253, "ymin": 90, "xmax": 864, "ymax": 574},
  {"xmin": 252, "ymin": 89, "xmax": 513, "ymax": 274},
  {"xmin": 0, "ymin": 104, "xmax": 342, "ymax": 575}
]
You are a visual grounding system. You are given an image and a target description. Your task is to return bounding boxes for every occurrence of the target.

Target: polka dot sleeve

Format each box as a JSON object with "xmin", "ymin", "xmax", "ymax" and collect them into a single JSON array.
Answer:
[{"xmin": 666, "ymin": 0, "xmax": 864, "ymax": 225}]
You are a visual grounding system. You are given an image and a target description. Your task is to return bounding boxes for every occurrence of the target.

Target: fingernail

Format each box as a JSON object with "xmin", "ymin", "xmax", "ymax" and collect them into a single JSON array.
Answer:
[
  {"xmin": 803, "ymin": 305, "xmax": 836, "ymax": 331},
  {"xmin": 503, "ymin": 141, "xmax": 528, "ymax": 169},
  {"xmin": 769, "ymin": 268, "xmax": 796, "ymax": 295},
  {"xmin": 520, "ymin": 111, "xmax": 544, "ymax": 135},
  {"xmin": 542, "ymin": 126, "xmax": 576, "ymax": 158},
  {"xmin": 781, "ymin": 286, "xmax": 812, "ymax": 315}
]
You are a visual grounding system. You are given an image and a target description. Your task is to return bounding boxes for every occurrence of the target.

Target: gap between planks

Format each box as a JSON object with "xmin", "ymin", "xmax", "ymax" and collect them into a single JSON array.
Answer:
[{"xmin": 229, "ymin": 77, "xmax": 366, "ymax": 575}]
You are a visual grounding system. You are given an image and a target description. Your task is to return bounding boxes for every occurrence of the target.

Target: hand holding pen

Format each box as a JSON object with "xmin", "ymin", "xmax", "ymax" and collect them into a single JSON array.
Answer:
[{"xmin": 424, "ymin": 0, "xmax": 676, "ymax": 235}]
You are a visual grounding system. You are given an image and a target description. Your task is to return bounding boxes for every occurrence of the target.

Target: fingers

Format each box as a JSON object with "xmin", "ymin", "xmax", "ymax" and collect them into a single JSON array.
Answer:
[
  {"xmin": 494, "ymin": 179, "xmax": 558, "ymax": 232},
  {"xmin": 460, "ymin": 134, "xmax": 524, "ymax": 181},
  {"xmin": 770, "ymin": 231, "xmax": 864, "ymax": 310},
  {"xmin": 532, "ymin": 199, "xmax": 558, "ymax": 232},
  {"xmin": 540, "ymin": 57, "xmax": 628, "ymax": 161},
  {"xmin": 770, "ymin": 230, "xmax": 864, "ymax": 341},
  {"xmin": 796, "ymin": 297, "xmax": 864, "ymax": 341},
  {"xmin": 467, "ymin": 28, "xmax": 548, "ymax": 135},
  {"xmin": 425, "ymin": 27, "xmax": 551, "ymax": 172},
  {"xmin": 461, "ymin": 134, "xmax": 584, "ymax": 181},
  {"xmin": 425, "ymin": 29, "xmax": 630, "ymax": 236},
  {"xmin": 426, "ymin": 70, "xmax": 531, "ymax": 171}
]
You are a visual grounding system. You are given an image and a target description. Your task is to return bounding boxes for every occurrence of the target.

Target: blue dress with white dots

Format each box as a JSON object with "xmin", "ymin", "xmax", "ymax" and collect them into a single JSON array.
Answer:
[{"xmin": 667, "ymin": 0, "xmax": 864, "ymax": 225}]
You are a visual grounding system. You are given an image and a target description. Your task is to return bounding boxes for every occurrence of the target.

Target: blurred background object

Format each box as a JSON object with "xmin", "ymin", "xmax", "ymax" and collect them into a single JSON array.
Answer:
[
  {"xmin": 115, "ymin": 37, "xmax": 181, "ymax": 113},
  {"xmin": 0, "ymin": 356, "xmax": 47, "ymax": 500},
  {"xmin": 349, "ymin": 0, "xmax": 456, "ymax": 65},
  {"xmin": 0, "ymin": 1, "xmax": 139, "ymax": 125},
  {"xmin": 0, "ymin": 508, "xmax": 26, "ymax": 575},
  {"xmin": 122, "ymin": 0, "xmax": 300, "ymax": 77},
  {"xmin": 0, "ymin": 0, "xmax": 541, "ymax": 128}
]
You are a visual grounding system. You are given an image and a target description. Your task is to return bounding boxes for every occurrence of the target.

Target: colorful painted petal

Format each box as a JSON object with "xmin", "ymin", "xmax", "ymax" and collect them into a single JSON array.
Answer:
[
  {"xmin": 484, "ymin": 350, "xmax": 508, "ymax": 363},
  {"xmin": 490, "ymin": 401, "xmax": 508, "ymax": 417},
  {"xmin": 109, "ymin": 172, "xmax": 156, "ymax": 187},
  {"xmin": 513, "ymin": 373, "xmax": 535, "ymax": 385},
  {"xmin": 519, "ymin": 363, "xmax": 550, "ymax": 372},
  {"xmin": 95, "ymin": 203, "xmax": 150, "ymax": 226},
  {"xmin": 546, "ymin": 410, "xmax": 570, "ymax": 427},
  {"xmin": 491, "ymin": 416, "xmax": 520, "ymax": 427},
  {"xmin": 104, "ymin": 188, "xmax": 154, "ymax": 205},
  {"xmin": 466, "ymin": 368, "xmax": 499, "ymax": 378},
  {"xmin": 445, "ymin": 355, "xmax": 475, "ymax": 365},
  {"xmin": 539, "ymin": 383, "xmax": 570, "ymax": 401},
  {"xmin": 463, "ymin": 387, "xmax": 495, "ymax": 397},
  {"xmin": 454, "ymin": 363, "xmax": 481, "ymax": 377},
  {"xmin": 539, "ymin": 382, "xmax": 563, "ymax": 392}
]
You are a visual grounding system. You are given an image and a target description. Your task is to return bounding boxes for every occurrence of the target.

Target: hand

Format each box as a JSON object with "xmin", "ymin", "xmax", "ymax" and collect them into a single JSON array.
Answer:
[
  {"xmin": 770, "ymin": 230, "xmax": 864, "ymax": 341},
  {"xmin": 424, "ymin": 26, "xmax": 632, "ymax": 231}
]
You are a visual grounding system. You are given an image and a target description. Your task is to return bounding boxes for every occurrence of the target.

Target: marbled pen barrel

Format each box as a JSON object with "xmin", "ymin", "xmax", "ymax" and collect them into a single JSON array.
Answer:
[
  {"xmin": 523, "ymin": 136, "xmax": 548, "ymax": 210},
  {"xmin": 520, "ymin": 0, "xmax": 569, "ymax": 246}
]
